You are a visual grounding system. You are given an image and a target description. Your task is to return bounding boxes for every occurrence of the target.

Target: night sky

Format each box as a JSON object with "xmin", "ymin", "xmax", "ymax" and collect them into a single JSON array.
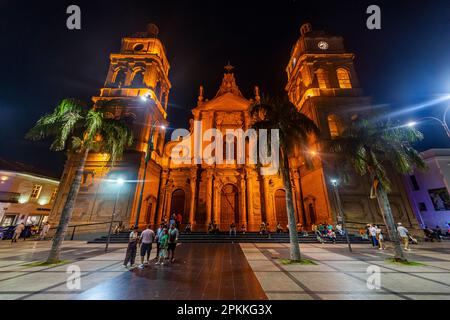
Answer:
[{"xmin": 1, "ymin": 0, "xmax": 450, "ymax": 178}]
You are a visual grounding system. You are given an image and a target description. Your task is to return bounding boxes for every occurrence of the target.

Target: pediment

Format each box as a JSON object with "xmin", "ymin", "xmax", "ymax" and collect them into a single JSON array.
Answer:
[{"xmin": 194, "ymin": 92, "xmax": 252, "ymax": 111}]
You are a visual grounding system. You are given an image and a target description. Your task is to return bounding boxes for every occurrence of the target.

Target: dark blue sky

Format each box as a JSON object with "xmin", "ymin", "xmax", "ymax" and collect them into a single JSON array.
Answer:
[{"xmin": 1, "ymin": 0, "xmax": 450, "ymax": 177}]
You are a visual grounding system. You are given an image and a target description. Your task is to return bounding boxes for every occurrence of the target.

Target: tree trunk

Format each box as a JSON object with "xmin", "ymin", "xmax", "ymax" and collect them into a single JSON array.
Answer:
[
  {"xmin": 375, "ymin": 181, "xmax": 407, "ymax": 262},
  {"xmin": 281, "ymin": 151, "xmax": 301, "ymax": 261},
  {"xmin": 46, "ymin": 148, "xmax": 89, "ymax": 264},
  {"xmin": 296, "ymin": 166, "xmax": 308, "ymax": 228}
]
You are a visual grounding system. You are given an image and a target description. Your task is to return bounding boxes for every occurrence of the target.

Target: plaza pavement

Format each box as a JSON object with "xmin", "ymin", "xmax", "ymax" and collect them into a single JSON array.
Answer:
[{"xmin": 0, "ymin": 239, "xmax": 448, "ymax": 300}]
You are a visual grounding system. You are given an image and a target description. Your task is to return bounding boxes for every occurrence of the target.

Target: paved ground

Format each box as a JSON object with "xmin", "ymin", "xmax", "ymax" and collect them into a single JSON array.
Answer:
[
  {"xmin": 0, "ymin": 239, "xmax": 449, "ymax": 300},
  {"xmin": 242, "ymin": 242, "xmax": 450, "ymax": 300}
]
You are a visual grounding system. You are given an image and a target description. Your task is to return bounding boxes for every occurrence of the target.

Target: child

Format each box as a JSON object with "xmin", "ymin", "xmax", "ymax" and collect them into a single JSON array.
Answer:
[
  {"xmin": 376, "ymin": 227, "xmax": 385, "ymax": 250},
  {"xmin": 156, "ymin": 228, "xmax": 169, "ymax": 265}
]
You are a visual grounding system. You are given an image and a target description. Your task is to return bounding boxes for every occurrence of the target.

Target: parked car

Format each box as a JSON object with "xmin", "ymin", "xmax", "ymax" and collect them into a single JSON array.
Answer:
[{"xmin": 0, "ymin": 226, "xmax": 16, "ymax": 240}]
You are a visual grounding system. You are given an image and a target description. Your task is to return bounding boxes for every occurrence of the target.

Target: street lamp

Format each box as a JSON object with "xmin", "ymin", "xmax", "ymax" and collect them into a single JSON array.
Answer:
[
  {"xmin": 134, "ymin": 120, "xmax": 166, "ymax": 228},
  {"xmin": 105, "ymin": 177, "xmax": 124, "ymax": 253},
  {"xmin": 330, "ymin": 178, "xmax": 352, "ymax": 253},
  {"xmin": 407, "ymin": 105, "xmax": 450, "ymax": 138}
]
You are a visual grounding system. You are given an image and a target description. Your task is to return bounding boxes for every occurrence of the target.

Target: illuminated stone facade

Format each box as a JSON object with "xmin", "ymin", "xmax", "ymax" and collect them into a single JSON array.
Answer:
[
  {"xmin": 285, "ymin": 24, "xmax": 419, "ymax": 231},
  {"xmin": 49, "ymin": 24, "xmax": 420, "ymax": 234}
]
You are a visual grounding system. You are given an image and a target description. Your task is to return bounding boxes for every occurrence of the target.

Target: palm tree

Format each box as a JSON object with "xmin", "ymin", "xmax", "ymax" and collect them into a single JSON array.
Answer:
[
  {"xmin": 251, "ymin": 96, "xmax": 320, "ymax": 261},
  {"xmin": 26, "ymin": 98, "xmax": 133, "ymax": 264},
  {"xmin": 327, "ymin": 118, "xmax": 426, "ymax": 262}
]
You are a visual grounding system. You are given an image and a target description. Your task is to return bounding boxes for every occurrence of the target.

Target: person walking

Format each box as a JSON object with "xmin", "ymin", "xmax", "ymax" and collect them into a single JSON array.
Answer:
[
  {"xmin": 138, "ymin": 225, "xmax": 155, "ymax": 269},
  {"xmin": 39, "ymin": 222, "xmax": 51, "ymax": 240},
  {"xmin": 11, "ymin": 223, "xmax": 25, "ymax": 243},
  {"xmin": 123, "ymin": 227, "xmax": 139, "ymax": 268},
  {"xmin": 397, "ymin": 222, "xmax": 410, "ymax": 251},
  {"xmin": 156, "ymin": 228, "xmax": 169, "ymax": 265},
  {"xmin": 167, "ymin": 224, "xmax": 179, "ymax": 263}
]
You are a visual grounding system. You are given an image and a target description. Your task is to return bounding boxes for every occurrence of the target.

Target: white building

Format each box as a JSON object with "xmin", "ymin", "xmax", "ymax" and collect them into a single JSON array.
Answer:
[
  {"xmin": 0, "ymin": 158, "xmax": 59, "ymax": 227},
  {"xmin": 404, "ymin": 149, "xmax": 450, "ymax": 230}
]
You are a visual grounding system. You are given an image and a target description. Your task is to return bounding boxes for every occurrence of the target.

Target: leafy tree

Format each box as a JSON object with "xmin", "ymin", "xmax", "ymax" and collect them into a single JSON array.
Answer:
[
  {"xmin": 251, "ymin": 96, "xmax": 320, "ymax": 261},
  {"xmin": 26, "ymin": 99, "xmax": 133, "ymax": 263},
  {"xmin": 327, "ymin": 119, "xmax": 426, "ymax": 261}
]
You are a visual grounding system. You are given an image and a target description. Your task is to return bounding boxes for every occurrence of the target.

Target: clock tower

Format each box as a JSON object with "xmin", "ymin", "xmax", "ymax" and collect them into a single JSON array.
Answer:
[{"xmin": 285, "ymin": 24, "xmax": 418, "ymax": 231}]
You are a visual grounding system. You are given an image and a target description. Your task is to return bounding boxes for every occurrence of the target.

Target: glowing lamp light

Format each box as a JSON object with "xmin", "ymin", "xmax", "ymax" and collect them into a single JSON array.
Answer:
[
  {"xmin": 330, "ymin": 178, "xmax": 339, "ymax": 186},
  {"xmin": 310, "ymin": 150, "xmax": 317, "ymax": 156},
  {"xmin": 1, "ymin": 176, "xmax": 8, "ymax": 181},
  {"xmin": 140, "ymin": 95, "xmax": 148, "ymax": 102},
  {"xmin": 18, "ymin": 195, "xmax": 29, "ymax": 204},
  {"xmin": 407, "ymin": 121, "xmax": 417, "ymax": 127},
  {"xmin": 38, "ymin": 197, "xmax": 49, "ymax": 206},
  {"xmin": 160, "ymin": 125, "xmax": 166, "ymax": 130},
  {"xmin": 116, "ymin": 178, "xmax": 125, "ymax": 186}
]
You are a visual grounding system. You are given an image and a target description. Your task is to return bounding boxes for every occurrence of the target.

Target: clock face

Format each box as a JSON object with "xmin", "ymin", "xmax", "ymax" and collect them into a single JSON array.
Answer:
[{"xmin": 318, "ymin": 41, "xmax": 329, "ymax": 50}]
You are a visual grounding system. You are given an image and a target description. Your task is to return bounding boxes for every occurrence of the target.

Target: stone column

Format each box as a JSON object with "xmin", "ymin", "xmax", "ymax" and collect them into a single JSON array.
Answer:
[
  {"xmin": 205, "ymin": 169, "xmax": 213, "ymax": 225},
  {"xmin": 246, "ymin": 168, "xmax": 257, "ymax": 231},
  {"xmin": 189, "ymin": 169, "xmax": 197, "ymax": 225},
  {"xmin": 239, "ymin": 173, "xmax": 247, "ymax": 227},
  {"xmin": 155, "ymin": 170, "xmax": 169, "ymax": 224},
  {"xmin": 262, "ymin": 176, "xmax": 275, "ymax": 231}
]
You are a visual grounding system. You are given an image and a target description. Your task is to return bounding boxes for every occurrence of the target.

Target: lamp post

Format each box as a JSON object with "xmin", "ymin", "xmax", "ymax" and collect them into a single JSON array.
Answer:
[
  {"xmin": 407, "ymin": 105, "xmax": 450, "ymax": 138},
  {"xmin": 105, "ymin": 177, "xmax": 124, "ymax": 253},
  {"xmin": 134, "ymin": 119, "xmax": 166, "ymax": 228},
  {"xmin": 330, "ymin": 178, "xmax": 352, "ymax": 253}
]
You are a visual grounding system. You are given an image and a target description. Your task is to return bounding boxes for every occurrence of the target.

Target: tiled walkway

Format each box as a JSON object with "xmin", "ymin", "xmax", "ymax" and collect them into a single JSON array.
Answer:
[
  {"xmin": 0, "ymin": 241, "xmax": 266, "ymax": 300},
  {"xmin": 241, "ymin": 242, "xmax": 450, "ymax": 300},
  {"xmin": 0, "ymin": 240, "xmax": 449, "ymax": 300}
]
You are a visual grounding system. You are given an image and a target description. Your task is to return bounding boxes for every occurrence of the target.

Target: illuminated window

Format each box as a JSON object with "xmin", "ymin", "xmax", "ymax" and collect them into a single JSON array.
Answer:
[
  {"xmin": 327, "ymin": 114, "xmax": 342, "ymax": 138},
  {"xmin": 50, "ymin": 188, "xmax": 58, "ymax": 202},
  {"xmin": 336, "ymin": 68, "xmax": 352, "ymax": 88},
  {"xmin": 316, "ymin": 69, "xmax": 330, "ymax": 89},
  {"xmin": 30, "ymin": 185, "xmax": 42, "ymax": 199}
]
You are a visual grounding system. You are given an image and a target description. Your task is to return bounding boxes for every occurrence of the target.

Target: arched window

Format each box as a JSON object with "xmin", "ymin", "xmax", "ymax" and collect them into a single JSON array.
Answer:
[
  {"xmin": 131, "ymin": 70, "xmax": 145, "ymax": 88},
  {"xmin": 316, "ymin": 69, "xmax": 330, "ymax": 89},
  {"xmin": 327, "ymin": 114, "xmax": 342, "ymax": 138},
  {"xmin": 113, "ymin": 68, "xmax": 126, "ymax": 87},
  {"xmin": 336, "ymin": 68, "xmax": 352, "ymax": 89}
]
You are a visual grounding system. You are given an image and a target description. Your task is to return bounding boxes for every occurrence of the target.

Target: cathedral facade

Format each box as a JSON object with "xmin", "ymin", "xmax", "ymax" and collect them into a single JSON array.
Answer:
[{"xmin": 48, "ymin": 24, "xmax": 419, "ymax": 234}]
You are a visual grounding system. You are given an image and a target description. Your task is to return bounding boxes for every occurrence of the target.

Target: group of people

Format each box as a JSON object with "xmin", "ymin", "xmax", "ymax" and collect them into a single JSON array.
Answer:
[
  {"xmin": 312, "ymin": 223, "xmax": 342, "ymax": 244},
  {"xmin": 10, "ymin": 222, "xmax": 51, "ymax": 242},
  {"xmin": 123, "ymin": 222, "xmax": 179, "ymax": 269},
  {"xmin": 423, "ymin": 225, "xmax": 447, "ymax": 242},
  {"xmin": 362, "ymin": 224, "xmax": 387, "ymax": 250}
]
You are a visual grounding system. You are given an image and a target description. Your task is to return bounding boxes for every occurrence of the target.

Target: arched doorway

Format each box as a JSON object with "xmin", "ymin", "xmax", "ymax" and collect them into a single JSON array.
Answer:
[
  {"xmin": 275, "ymin": 189, "xmax": 288, "ymax": 229},
  {"xmin": 308, "ymin": 203, "xmax": 316, "ymax": 225},
  {"xmin": 220, "ymin": 184, "xmax": 239, "ymax": 230},
  {"xmin": 170, "ymin": 189, "xmax": 186, "ymax": 225}
]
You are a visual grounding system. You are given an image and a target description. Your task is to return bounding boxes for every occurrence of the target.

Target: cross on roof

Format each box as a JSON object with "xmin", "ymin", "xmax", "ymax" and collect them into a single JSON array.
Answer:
[{"xmin": 224, "ymin": 62, "xmax": 234, "ymax": 73}]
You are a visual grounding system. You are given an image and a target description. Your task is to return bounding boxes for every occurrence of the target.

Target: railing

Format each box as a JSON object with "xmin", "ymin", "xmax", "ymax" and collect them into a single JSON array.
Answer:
[{"xmin": 48, "ymin": 221, "xmax": 123, "ymax": 241}]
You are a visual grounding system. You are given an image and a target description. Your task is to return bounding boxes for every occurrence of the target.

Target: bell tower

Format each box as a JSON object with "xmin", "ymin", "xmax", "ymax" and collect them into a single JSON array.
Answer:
[
  {"xmin": 49, "ymin": 24, "xmax": 171, "ymax": 232},
  {"xmin": 93, "ymin": 23, "xmax": 171, "ymax": 155},
  {"xmin": 285, "ymin": 24, "xmax": 418, "ymax": 232}
]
